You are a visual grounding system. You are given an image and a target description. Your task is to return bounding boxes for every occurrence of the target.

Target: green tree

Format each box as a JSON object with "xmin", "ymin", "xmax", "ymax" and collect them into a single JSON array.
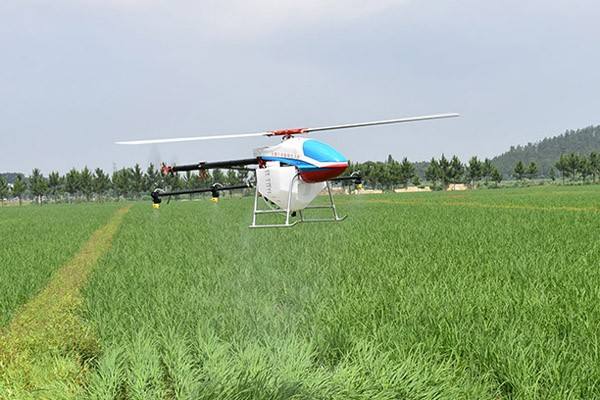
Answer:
[
  {"xmin": 513, "ymin": 161, "xmax": 525, "ymax": 180},
  {"xmin": 467, "ymin": 156, "xmax": 482, "ymax": 187},
  {"xmin": 112, "ymin": 168, "xmax": 132, "ymax": 199},
  {"xmin": 181, "ymin": 171, "xmax": 195, "ymax": 199},
  {"xmin": 29, "ymin": 168, "xmax": 48, "ymax": 204},
  {"xmin": 362, "ymin": 161, "xmax": 382, "ymax": 189},
  {"xmin": 491, "ymin": 167, "xmax": 503, "ymax": 185},
  {"xmin": 526, "ymin": 162, "xmax": 538, "ymax": 179},
  {"xmin": 48, "ymin": 171, "xmax": 63, "ymax": 201},
  {"xmin": 0, "ymin": 176, "xmax": 8, "ymax": 206},
  {"xmin": 555, "ymin": 155, "xmax": 568, "ymax": 183},
  {"xmin": 93, "ymin": 168, "xmax": 111, "ymax": 200},
  {"xmin": 399, "ymin": 157, "xmax": 415, "ymax": 188},
  {"xmin": 183, "ymin": 171, "xmax": 194, "ymax": 189},
  {"xmin": 482, "ymin": 158, "xmax": 493, "ymax": 184},
  {"xmin": 171, "ymin": 173, "xmax": 184, "ymax": 199},
  {"xmin": 378, "ymin": 162, "xmax": 393, "ymax": 190},
  {"xmin": 131, "ymin": 164, "xmax": 145, "ymax": 198},
  {"xmin": 411, "ymin": 174, "xmax": 421, "ymax": 187},
  {"xmin": 65, "ymin": 168, "xmax": 81, "ymax": 201},
  {"xmin": 145, "ymin": 163, "xmax": 161, "ymax": 192},
  {"xmin": 590, "ymin": 152, "xmax": 600, "ymax": 183},
  {"xmin": 387, "ymin": 157, "xmax": 402, "ymax": 188},
  {"xmin": 226, "ymin": 169, "xmax": 240, "ymax": 186},
  {"xmin": 80, "ymin": 167, "xmax": 94, "ymax": 201},
  {"xmin": 12, "ymin": 175, "xmax": 26, "ymax": 205},
  {"xmin": 425, "ymin": 158, "xmax": 440, "ymax": 187},
  {"xmin": 566, "ymin": 153, "xmax": 581, "ymax": 181},
  {"xmin": 579, "ymin": 157, "xmax": 592, "ymax": 182},
  {"xmin": 163, "ymin": 170, "xmax": 184, "ymax": 197},
  {"xmin": 357, "ymin": 162, "xmax": 370, "ymax": 188},
  {"xmin": 438, "ymin": 155, "xmax": 451, "ymax": 188},
  {"xmin": 449, "ymin": 155, "xmax": 464, "ymax": 185},
  {"xmin": 548, "ymin": 167, "xmax": 556, "ymax": 182}
]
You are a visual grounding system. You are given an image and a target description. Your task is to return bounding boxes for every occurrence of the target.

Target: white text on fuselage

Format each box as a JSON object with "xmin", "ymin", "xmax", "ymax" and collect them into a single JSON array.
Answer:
[{"xmin": 270, "ymin": 152, "xmax": 300, "ymax": 159}]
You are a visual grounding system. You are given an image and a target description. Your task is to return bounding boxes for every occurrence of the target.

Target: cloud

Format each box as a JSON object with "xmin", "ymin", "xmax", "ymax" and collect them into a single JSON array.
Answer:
[{"xmin": 76, "ymin": 0, "xmax": 409, "ymax": 38}]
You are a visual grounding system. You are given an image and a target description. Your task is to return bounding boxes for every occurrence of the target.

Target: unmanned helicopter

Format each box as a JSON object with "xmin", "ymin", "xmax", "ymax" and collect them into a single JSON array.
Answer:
[{"xmin": 116, "ymin": 113, "xmax": 459, "ymax": 228}]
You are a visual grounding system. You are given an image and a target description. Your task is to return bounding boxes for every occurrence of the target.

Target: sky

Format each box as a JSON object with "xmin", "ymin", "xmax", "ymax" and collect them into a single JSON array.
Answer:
[{"xmin": 1, "ymin": 0, "xmax": 600, "ymax": 174}]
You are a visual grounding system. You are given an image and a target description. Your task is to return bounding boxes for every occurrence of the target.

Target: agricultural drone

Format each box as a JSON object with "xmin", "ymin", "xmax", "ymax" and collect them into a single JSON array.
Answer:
[{"xmin": 116, "ymin": 113, "xmax": 459, "ymax": 227}]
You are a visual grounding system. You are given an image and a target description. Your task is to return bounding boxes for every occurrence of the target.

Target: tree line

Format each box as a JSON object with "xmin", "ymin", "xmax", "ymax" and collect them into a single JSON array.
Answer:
[
  {"xmin": 348, "ymin": 155, "xmax": 503, "ymax": 190},
  {"xmin": 511, "ymin": 152, "xmax": 600, "ymax": 183},
  {"xmin": 552, "ymin": 152, "xmax": 600, "ymax": 183},
  {"xmin": 2, "ymin": 151, "xmax": 600, "ymax": 205},
  {"xmin": 351, "ymin": 152, "xmax": 600, "ymax": 191},
  {"xmin": 0, "ymin": 164, "xmax": 248, "ymax": 205}
]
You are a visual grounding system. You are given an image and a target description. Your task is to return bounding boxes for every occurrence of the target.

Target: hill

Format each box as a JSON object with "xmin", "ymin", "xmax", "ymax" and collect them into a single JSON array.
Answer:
[
  {"xmin": 0, "ymin": 172, "xmax": 23, "ymax": 184},
  {"xmin": 491, "ymin": 125, "xmax": 600, "ymax": 176}
]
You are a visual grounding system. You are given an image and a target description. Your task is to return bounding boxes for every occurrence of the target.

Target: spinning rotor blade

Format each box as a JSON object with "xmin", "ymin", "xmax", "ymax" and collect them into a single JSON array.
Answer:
[
  {"xmin": 115, "ymin": 113, "xmax": 459, "ymax": 145},
  {"xmin": 304, "ymin": 113, "xmax": 460, "ymax": 133},
  {"xmin": 115, "ymin": 131, "xmax": 270, "ymax": 145}
]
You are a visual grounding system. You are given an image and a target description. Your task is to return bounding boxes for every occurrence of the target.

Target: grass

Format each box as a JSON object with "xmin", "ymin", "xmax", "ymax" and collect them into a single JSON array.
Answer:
[
  {"xmin": 76, "ymin": 185, "xmax": 600, "ymax": 399},
  {"xmin": 0, "ymin": 203, "xmax": 120, "ymax": 327},
  {"xmin": 0, "ymin": 206, "xmax": 130, "ymax": 400}
]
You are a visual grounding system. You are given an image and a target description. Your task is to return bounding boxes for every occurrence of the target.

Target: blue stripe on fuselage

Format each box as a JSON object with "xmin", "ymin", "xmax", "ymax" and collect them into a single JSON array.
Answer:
[{"xmin": 261, "ymin": 156, "xmax": 319, "ymax": 170}]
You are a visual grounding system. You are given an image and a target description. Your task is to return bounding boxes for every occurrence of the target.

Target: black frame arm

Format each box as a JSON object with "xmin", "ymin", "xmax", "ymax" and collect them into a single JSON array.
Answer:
[
  {"xmin": 151, "ymin": 183, "xmax": 252, "ymax": 204},
  {"xmin": 163, "ymin": 158, "xmax": 259, "ymax": 174},
  {"xmin": 329, "ymin": 173, "xmax": 363, "ymax": 185}
]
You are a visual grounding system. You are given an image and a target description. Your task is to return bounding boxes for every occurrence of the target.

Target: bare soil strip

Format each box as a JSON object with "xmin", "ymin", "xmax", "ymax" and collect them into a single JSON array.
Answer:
[{"xmin": 0, "ymin": 206, "xmax": 130, "ymax": 399}]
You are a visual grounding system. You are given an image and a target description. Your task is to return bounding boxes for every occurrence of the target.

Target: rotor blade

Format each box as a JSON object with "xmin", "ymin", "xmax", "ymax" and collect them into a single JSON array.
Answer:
[
  {"xmin": 115, "ymin": 113, "xmax": 459, "ymax": 145},
  {"xmin": 304, "ymin": 113, "xmax": 460, "ymax": 133},
  {"xmin": 115, "ymin": 131, "xmax": 269, "ymax": 145}
]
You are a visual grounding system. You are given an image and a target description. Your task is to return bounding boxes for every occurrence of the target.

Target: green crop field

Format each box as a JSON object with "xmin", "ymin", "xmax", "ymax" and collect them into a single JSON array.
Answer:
[
  {"xmin": 0, "ymin": 203, "xmax": 119, "ymax": 327},
  {"xmin": 2, "ymin": 186, "xmax": 600, "ymax": 399}
]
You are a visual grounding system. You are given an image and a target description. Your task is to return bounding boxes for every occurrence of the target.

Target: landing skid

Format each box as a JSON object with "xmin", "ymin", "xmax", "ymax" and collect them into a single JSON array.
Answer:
[{"xmin": 250, "ymin": 174, "xmax": 346, "ymax": 228}]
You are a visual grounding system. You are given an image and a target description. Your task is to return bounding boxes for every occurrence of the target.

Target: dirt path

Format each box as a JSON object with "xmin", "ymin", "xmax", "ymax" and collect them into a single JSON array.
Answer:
[{"xmin": 0, "ymin": 206, "xmax": 130, "ymax": 399}]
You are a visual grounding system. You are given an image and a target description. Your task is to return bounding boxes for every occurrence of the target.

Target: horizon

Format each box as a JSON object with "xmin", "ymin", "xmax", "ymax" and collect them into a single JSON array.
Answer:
[
  {"xmin": 3, "ymin": 122, "xmax": 599, "ymax": 177},
  {"xmin": 2, "ymin": 1, "xmax": 600, "ymax": 174}
]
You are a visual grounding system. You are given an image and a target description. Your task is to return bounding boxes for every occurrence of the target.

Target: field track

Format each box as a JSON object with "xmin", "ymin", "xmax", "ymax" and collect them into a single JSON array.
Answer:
[
  {"xmin": 0, "ymin": 206, "xmax": 130, "ymax": 399},
  {"xmin": 0, "ymin": 204, "xmax": 121, "ymax": 327}
]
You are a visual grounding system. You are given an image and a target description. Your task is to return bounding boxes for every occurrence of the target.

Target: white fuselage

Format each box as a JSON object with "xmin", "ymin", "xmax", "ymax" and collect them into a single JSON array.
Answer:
[{"xmin": 252, "ymin": 137, "xmax": 348, "ymax": 211}]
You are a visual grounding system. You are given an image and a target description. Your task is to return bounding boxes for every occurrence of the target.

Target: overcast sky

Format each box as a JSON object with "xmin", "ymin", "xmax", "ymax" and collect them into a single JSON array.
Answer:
[{"xmin": 2, "ymin": 0, "xmax": 600, "ymax": 174}]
